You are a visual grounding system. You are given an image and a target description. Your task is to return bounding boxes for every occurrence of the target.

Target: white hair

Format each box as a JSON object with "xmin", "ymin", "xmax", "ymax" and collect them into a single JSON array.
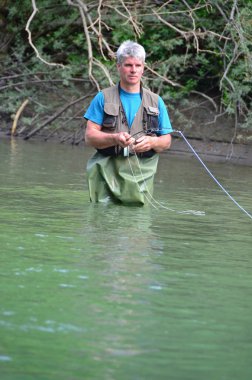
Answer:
[{"xmin": 116, "ymin": 40, "xmax": 146, "ymax": 64}]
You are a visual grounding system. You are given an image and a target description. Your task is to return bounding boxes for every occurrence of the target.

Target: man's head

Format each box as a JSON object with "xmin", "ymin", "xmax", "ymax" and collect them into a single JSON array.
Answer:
[
  {"xmin": 116, "ymin": 41, "xmax": 146, "ymax": 65},
  {"xmin": 116, "ymin": 41, "xmax": 145, "ymax": 91}
]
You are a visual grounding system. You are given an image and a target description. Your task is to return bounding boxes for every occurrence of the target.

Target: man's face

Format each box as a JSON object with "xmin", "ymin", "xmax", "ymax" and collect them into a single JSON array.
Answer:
[{"xmin": 117, "ymin": 56, "xmax": 144, "ymax": 87}]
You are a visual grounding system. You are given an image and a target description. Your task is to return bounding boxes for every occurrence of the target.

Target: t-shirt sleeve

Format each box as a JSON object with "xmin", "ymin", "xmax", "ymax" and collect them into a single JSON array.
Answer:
[
  {"xmin": 158, "ymin": 97, "xmax": 173, "ymax": 135},
  {"xmin": 83, "ymin": 92, "xmax": 104, "ymax": 126}
]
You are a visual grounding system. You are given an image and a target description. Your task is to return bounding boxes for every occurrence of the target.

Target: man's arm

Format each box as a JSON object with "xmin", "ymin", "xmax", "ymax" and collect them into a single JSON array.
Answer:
[{"xmin": 85, "ymin": 120, "xmax": 135, "ymax": 149}]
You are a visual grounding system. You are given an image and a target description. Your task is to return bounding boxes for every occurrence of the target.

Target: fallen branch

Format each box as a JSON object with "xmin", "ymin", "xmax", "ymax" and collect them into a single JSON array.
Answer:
[
  {"xmin": 60, "ymin": 131, "xmax": 74, "ymax": 143},
  {"xmin": 11, "ymin": 99, "xmax": 29, "ymax": 135},
  {"xmin": 74, "ymin": 129, "xmax": 85, "ymax": 145},
  {"xmin": 44, "ymin": 107, "xmax": 84, "ymax": 140},
  {"xmin": 24, "ymin": 92, "xmax": 95, "ymax": 140}
]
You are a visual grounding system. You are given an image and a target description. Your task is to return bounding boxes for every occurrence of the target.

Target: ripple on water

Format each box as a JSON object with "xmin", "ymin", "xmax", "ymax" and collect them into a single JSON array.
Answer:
[
  {"xmin": 0, "ymin": 319, "xmax": 85, "ymax": 334},
  {"xmin": 54, "ymin": 268, "xmax": 70, "ymax": 273},
  {"xmin": 59, "ymin": 283, "xmax": 75, "ymax": 288},
  {"xmin": 0, "ymin": 355, "xmax": 12, "ymax": 362}
]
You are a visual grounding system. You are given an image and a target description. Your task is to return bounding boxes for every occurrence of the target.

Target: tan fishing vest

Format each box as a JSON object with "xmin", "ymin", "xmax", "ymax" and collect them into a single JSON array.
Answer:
[{"xmin": 98, "ymin": 84, "xmax": 159, "ymax": 157}]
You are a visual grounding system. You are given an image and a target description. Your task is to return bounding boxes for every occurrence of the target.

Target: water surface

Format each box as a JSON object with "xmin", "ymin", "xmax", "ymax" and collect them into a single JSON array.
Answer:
[{"xmin": 1, "ymin": 137, "xmax": 252, "ymax": 380}]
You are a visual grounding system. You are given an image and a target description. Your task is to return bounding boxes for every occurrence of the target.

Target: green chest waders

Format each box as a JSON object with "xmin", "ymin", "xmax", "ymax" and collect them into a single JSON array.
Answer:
[{"xmin": 87, "ymin": 152, "xmax": 159, "ymax": 205}]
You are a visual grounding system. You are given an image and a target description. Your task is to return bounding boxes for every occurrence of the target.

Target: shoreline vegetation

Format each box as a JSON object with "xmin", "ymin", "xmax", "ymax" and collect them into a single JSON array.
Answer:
[{"xmin": 0, "ymin": 1, "xmax": 251, "ymax": 165}]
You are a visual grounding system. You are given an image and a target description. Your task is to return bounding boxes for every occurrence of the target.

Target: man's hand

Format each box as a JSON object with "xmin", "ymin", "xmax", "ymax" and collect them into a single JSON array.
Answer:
[
  {"xmin": 116, "ymin": 132, "xmax": 135, "ymax": 148},
  {"xmin": 132, "ymin": 135, "xmax": 157, "ymax": 153},
  {"xmin": 131, "ymin": 134, "xmax": 172, "ymax": 153},
  {"xmin": 85, "ymin": 121, "xmax": 136, "ymax": 149}
]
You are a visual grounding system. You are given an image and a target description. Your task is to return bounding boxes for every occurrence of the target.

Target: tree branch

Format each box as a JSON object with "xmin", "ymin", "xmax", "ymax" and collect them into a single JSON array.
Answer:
[
  {"xmin": 24, "ymin": 92, "xmax": 94, "ymax": 140},
  {"xmin": 26, "ymin": 0, "xmax": 65, "ymax": 68}
]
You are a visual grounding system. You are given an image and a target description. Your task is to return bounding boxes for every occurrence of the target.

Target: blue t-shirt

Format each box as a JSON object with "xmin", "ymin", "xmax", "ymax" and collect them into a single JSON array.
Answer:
[{"xmin": 84, "ymin": 88, "xmax": 173, "ymax": 135}]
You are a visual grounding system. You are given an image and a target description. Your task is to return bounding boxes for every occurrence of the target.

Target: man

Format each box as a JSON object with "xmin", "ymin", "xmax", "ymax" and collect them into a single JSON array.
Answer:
[{"xmin": 84, "ymin": 40, "xmax": 173, "ymax": 205}]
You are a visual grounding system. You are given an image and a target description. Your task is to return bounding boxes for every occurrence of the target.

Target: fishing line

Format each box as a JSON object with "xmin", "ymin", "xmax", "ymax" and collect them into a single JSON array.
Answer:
[
  {"xmin": 127, "ymin": 149, "xmax": 204, "ymax": 216},
  {"xmin": 129, "ymin": 153, "xmax": 177, "ymax": 211},
  {"xmin": 126, "ymin": 155, "xmax": 158, "ymax": 209},
  {"xmin": 173, "ymin": 130, "xmax": 252, "ymax": 220}
]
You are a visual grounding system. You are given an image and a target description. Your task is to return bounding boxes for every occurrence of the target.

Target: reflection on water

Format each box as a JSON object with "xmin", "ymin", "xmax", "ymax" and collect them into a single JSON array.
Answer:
[{"xmin": 0, "ymin": 137, "xmax": 252, "ymax": 380}]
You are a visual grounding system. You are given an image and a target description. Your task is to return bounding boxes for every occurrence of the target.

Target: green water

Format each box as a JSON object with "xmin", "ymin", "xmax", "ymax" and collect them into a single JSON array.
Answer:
[{"xmin": 1, "ymin": 137, "xmax": 252, "ymax": 380}]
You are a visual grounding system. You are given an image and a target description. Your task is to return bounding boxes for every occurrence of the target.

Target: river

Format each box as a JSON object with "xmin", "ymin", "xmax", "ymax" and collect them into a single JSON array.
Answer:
[{"xmin": 1, "ymin": 137, "xmax": 252, "ymax": 380}]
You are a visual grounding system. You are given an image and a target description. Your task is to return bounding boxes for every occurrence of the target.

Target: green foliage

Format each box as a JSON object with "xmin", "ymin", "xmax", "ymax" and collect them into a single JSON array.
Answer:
[{"xmin": 1, "ymin": 0, "xmax": 252, "ymax": 137}]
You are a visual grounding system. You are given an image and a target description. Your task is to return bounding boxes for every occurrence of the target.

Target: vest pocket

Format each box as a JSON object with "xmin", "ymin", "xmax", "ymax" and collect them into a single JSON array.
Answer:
[
  {"xmin": 146, "ymin": 106, "xmax": 159, "ymax": 133},
  {"xmin": 103, "ymin": 103, "xmax": 119, "ymax": 130}
]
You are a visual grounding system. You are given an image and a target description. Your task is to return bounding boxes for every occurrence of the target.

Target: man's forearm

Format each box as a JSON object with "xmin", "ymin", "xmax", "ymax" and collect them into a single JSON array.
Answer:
[
  {"xmin": 85, "ymin": 128, "xmax": 118, "ymax": 149},
  {"xmin": 152, "ymin": 134, "xmax": 172, "ymax": 153},
  {"xmin": 85, "ymin": 120, "xmax": 134, "ymax": 149}
]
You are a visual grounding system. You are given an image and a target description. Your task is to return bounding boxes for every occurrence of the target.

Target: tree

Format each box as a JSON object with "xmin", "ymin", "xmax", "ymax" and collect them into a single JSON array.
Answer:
[{"xmin": 1, "ymin": 0, "xmax": 251, "ymax": 142}]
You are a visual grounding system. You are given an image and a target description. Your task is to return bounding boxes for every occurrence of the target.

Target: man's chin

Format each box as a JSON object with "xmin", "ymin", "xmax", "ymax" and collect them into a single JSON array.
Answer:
[{"xmin": 127, "ymin": 79, "xmax": 139, "ymax": 84}]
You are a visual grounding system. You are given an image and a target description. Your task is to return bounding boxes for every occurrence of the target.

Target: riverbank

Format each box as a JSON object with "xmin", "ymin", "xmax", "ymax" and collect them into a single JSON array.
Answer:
[
  {"xmin": 1, "ymin": 91, "xmax": 252, "ymax": 166},
  {"xmin": 1, "ymin": 129, "xmax": 252, "ymax": 167},
  {"xmin": 168, "ymin": 136, "xmax": 252, "ymax": 166}
]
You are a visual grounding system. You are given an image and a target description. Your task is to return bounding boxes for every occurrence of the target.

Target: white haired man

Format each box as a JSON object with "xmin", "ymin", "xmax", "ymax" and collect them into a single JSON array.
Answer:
[{"xmin": 84, "ymin": 40, "xmax": 173, "ymax": 205}]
